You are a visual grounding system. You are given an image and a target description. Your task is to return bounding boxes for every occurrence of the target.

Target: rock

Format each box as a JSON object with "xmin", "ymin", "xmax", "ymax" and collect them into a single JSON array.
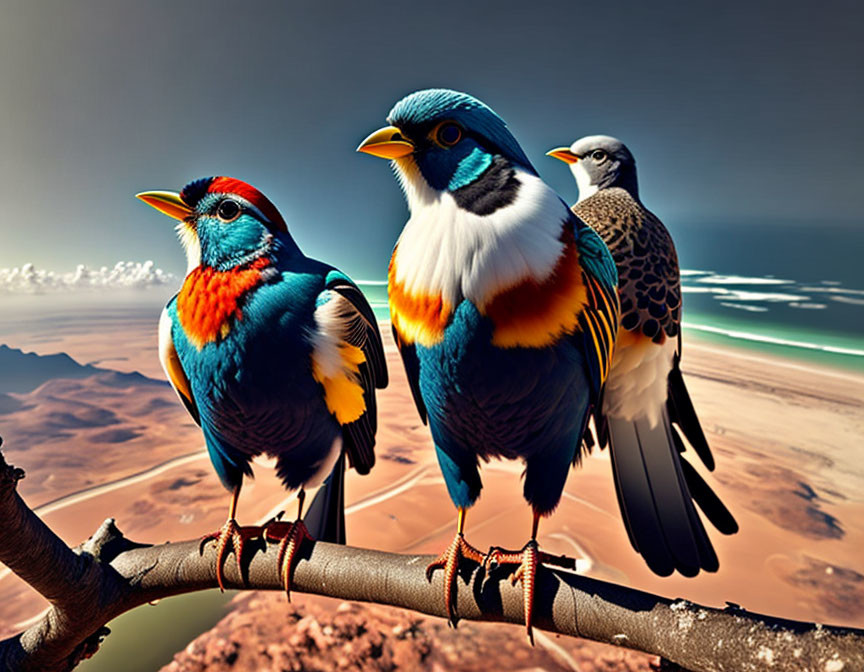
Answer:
[{"xmin": 159, "ymin": 592, "xmax": 654, "ymax": 672}]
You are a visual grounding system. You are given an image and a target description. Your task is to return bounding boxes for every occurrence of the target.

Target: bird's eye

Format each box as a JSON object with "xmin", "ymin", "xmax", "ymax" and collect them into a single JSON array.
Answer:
[
  {"xmin": 435, "ymin": 122, "xmax": 462, "ymax": 147},
  {"xmin": 591, "ymin": 150, "xmax": 608, "ymax": 162},
  {"xmin": 216, "ymin": 199, "xmax": 241, "ymax": 222}
]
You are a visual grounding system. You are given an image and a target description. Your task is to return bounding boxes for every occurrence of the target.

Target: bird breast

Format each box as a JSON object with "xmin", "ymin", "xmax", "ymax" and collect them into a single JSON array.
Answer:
[
  {"xmin": 389, "ymin": 171, "xmax": 577, "ymax": 347},
  {"xmin": 176, "ymin": 257, "xmax": 272, "ymax": 350}
]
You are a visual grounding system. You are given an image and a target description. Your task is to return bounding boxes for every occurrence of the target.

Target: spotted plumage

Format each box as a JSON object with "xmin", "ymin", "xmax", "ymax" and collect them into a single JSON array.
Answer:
[
  {"xmin": 549, "ymin": 135, "xmax": 737, "ymax": 578},
  {"xmin": 359, "ymin": 89, "xmax": 619, "ymax": 641},
  {"xmin": 138, "ymin": 177, "xmax": 387, "ymax": 592},
  {"xmin": 574, "ymin": 188, "xmax": 680, "ymax": 343}
]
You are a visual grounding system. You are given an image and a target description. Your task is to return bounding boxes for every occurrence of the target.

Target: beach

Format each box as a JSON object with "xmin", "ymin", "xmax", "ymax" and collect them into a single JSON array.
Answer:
[{"xmin": 0, "ymin": 314, "xmax": 862, "ymax": 669}]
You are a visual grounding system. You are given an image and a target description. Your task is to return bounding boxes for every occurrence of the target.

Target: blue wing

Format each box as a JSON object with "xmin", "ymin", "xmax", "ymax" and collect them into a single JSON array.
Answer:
[{"xmin": 391, "ymin": 324, "xmax": 427, "ymax": 425}]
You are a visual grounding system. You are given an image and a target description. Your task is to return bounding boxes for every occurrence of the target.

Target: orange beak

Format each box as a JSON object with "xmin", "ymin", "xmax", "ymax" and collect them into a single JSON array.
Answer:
[
  {"xmin": 546, "ymin": 147, "xmax": 580, "ymax": 165},
  {"xmin": 356, "ymin": 126, "xmax": 415, "ymax": 159},
  {"xmin": 135, "ymin": 191, "xmax": 193, "ymax": 221}
]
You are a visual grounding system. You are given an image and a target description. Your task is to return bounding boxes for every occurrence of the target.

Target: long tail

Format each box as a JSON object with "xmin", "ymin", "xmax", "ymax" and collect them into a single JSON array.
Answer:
[
  {"xmin": 302, "ymin": 451, "xmax": 346, "ymax": 544},
  {"xmin": 607, "ymin": 389, "xmax": 737, "ymax": 577},
  {"xmin": 667, "ymin": 360, "xmax": 714, "ymax": 470}
]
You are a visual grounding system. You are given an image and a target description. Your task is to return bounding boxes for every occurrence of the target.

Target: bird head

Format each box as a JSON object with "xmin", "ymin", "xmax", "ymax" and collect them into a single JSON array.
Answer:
[
  {"xmin": 357, "ymin": 89, "xmax": 536, "ymax": 212},
  {"xmin": 136, "ymin": 177, "xmax": 291, "ymax": 272},
  {"xmin": 547, "ymin": 135, "xmax": 638, "ymax": 202}
]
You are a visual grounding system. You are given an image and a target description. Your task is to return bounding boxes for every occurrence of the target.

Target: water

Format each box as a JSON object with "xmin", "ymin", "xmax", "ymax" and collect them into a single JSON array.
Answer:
[
  {"xmin": 360, "ymin": 220, "xmax": 864, "ymax": 371},
  {"xmin": 77, "ymin": 591, "xmax": 234, "ymax": 672}
]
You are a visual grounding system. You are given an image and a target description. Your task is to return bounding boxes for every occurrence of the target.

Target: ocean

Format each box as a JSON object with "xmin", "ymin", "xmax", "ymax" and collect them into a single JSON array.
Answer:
[
  {"xmin": 0, "ymin": 221, "xmax": 860, "ymax": 373},
  {"xmin": 353, "ymin": 220, "xmax": 864, "ymax": 372}
]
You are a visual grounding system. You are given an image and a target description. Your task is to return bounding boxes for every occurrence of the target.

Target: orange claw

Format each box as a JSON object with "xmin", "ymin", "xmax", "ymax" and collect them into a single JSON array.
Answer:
[
  {"xmin": 426, "ymin": 532, "xmax": 485, "ymax": 624},
  {"xmin": 199, "ymin": 518, "xmax": 264, "ymax": 592},
  {"xmin": 265, "ymin": 519, "xmax": 313, "ymax": 601},
  {"xmin": 486, "ymin": 540, "xmax": 575, "ymax": 645}
]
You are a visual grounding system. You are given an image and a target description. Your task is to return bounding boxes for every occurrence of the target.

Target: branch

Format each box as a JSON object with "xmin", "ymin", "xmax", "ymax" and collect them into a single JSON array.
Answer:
[{"xmin": 1, "ymin": 444, "xmax": 862, "ymax": 672}]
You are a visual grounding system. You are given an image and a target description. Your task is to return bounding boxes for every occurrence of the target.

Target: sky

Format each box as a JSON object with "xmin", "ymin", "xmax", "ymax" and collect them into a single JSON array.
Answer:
[{"xmin": 0, "ymin": 0, "xmax": 861, "ymax": 281}]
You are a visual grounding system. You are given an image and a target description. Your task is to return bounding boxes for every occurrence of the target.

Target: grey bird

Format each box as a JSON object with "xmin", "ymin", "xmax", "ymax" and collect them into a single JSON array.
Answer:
[{"xmin": 547, "ymin": 135, "xmax": 738, "ymax": 577}]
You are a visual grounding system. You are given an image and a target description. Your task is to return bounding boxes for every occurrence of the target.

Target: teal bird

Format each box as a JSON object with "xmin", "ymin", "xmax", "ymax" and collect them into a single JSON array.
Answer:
[
  {"xmin": 136, "ymin": 177, "xmax": 387, "ymax": 594},
  {"xmin": 358, "ymin": 90, "xmax": 620, "ymax": 642},
  {"xmin": 547, "ymin": 136, "xmax": 738, "ymax": 576}
]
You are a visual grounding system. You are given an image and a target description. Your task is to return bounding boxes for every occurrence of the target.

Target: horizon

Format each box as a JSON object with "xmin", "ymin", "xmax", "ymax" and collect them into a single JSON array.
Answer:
[{"xmin": 0, "ymin": 0, "xmax": 862, "ymax": 283}]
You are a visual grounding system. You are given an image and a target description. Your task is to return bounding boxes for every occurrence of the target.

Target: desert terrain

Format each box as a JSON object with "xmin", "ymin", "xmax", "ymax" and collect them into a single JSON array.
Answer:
[{"xmin": 0, "ymin": 304, "xmax": 862, "ymax": 670}]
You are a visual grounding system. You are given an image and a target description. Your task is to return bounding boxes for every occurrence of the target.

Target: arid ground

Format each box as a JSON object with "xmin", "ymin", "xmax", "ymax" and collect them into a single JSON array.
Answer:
[{"xmin": 1, "ymin": 304, "xmax": 861, "ymax": 670}]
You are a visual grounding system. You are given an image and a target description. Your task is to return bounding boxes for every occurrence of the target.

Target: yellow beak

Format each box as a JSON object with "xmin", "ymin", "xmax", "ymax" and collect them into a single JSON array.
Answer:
[
  {"xmin": 356, "ymin": 126, "xmax": 415, "ymax": 159},
  {"xmin": 546, "ymin": 147, "xmax": 580, "ymax": 165},
  {"xmin": 135, "ymin": 191, "xmax": 193, "ymax": 221}
]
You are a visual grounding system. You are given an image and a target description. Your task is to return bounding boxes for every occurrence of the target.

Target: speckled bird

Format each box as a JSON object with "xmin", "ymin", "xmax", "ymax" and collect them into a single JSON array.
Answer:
[
  {"xmin": 358, "ymin": 90, "xmax": 620, "ymax": 642},
  {"xmin": 136, "ymin": 177, "xmax": 387, "ymax": 594},
  {"xmin": 547, "ymin": 136, "xmax": 738, "ymax": 577}
]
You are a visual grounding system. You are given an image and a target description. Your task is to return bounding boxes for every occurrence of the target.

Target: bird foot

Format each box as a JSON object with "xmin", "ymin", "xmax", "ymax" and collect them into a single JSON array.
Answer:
[
  {"xmin": 425, "ymin": 533, "xmax": 484, "ymax": 625},
  {"xmin": 484, "ymin": 541, "xmax": 574, "ymax": 645},
  {"xmin": 199, "ymin": 518, "xmax": 264, "ymax": 592},
  {"xmin": 264, "ymin": 519, "xmax": 313, "ymax": 601}
]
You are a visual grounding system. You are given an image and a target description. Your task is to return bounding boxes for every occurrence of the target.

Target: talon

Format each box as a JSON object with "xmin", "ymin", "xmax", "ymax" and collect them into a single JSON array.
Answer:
[
  {"xmin": 514, "ymin": 542, "xmax": 539, "ymax": 646},
  {"xmin": 200, "ymin": 519, "xmax": 263, "ymax": 592},
  {"xmin": 265, "ymin": 519, "xmax": 313, "ymax": 601},
  {"xmin": 426, "ymin": 533, "xmax": 484, "ymax": 624},
  {"xmin": 484, "ymin": 540, "xmax": 543, "ymax": 645}
]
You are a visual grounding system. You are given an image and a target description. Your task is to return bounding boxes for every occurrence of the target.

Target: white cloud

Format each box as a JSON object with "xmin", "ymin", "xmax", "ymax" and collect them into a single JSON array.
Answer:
[{"xmin": 0, "ymin": 261, "xmax": 177, "ymax": 294}]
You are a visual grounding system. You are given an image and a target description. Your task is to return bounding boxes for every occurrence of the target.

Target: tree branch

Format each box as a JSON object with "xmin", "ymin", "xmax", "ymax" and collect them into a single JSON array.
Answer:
[{"xmin": 1, "ymin": 444, "xmax": 862, "ymax": 672}]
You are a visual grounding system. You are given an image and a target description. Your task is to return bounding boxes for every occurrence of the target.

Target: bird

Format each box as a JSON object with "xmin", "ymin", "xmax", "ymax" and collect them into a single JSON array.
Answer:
[
  {"xmin": 357, "ymin": 90, "xmax": 620, "ymax": 643},
  {"xmin": 546, "ymin": 136, "xmax": 738, "ymax": 578},
  {"xmin": 136, "ymin": 177, "xmax": 387, "ymax": 595}
]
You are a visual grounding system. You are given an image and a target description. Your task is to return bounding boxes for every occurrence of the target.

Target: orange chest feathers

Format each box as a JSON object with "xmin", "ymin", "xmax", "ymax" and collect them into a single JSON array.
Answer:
[
  {"xmin": 483, "ymin": 233, "xmax": 588, "ymax": 348},
  {"xmin": 388, "ymin": 253, "xmax": 451, "ymax": 348},
  {"xmin": 176, "ymin": 257, "xmax": 271, "ymax": 349},
  {"xmin": 388, "ymin": 231, "xmax": 589, "ymax": 350}
]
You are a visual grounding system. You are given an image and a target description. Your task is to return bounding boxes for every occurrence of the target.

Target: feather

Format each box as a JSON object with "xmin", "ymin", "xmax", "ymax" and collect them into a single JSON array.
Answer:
[
  {"xmin": 303, "ymin": 451, "xmax": 346, "ymax": 544},
  {"xmin": 312, "ymin": 273, "xmax": 388, "ymax": 475},
  {"xmin": 158, "ymin": 302, "xmax": 200, "ymax": 426},
  {"xmin": 606, "ymin": 405, "xmax": 732, "ymax": 577},
  {"xmin": 667, "ymin": 356, "xmax": 714, "ymax": 470}
]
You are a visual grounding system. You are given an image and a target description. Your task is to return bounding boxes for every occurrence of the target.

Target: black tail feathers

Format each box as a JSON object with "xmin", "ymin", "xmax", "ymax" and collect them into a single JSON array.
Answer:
[
  {"xmin": 303, "ymin": 450, "xmax": 346, "ymax": 544},
  {"xmin": 607, "ymin": 404, "xmax": 736, "ymax": 578}
]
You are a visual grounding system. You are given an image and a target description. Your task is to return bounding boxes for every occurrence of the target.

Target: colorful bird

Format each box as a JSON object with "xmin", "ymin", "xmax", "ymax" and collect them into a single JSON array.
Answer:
[
  {"xmin": 547, "ymin": 136, "xmax": 738, "ymax": 577},
  {"xmin": 136, "ymin": 177, "xmax": 387, "ymax": 595},
  {"xmin": 358, "ymin": 90, "xmax": 619, "ymax": 642}
]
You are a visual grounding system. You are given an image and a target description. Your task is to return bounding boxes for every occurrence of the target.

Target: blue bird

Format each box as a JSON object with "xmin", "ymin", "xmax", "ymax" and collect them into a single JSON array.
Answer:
[
  {"xmin": 358, "ymin": 90, "xmax": 620, "ymax": 642},
  {"xmin": 136, "ymin": 177, "xmax": 387, "ymax": 594}
]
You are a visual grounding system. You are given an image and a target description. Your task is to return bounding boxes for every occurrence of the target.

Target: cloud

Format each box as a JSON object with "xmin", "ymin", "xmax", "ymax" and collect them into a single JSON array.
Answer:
[{"xmin": 0, "ymin": 261, "xmax": 177, "ymax": 294}]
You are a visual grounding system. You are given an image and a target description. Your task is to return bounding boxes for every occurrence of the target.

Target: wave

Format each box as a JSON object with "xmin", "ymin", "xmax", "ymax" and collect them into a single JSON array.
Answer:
[
  {"xmin": 682, "ymin": 322, "xmax": 864, "ymax": 358},
  {"xmin": 682, "ymin": 285, "xmax": 810, "ymax": 302},
  {"xmin": 718, "ymin": 302, "xmax": 768, "ymax": 312},
  {"xmin": 800, "ymin": 286, "xmax": 864, "ymax": 296},
  {"xmin": 830, "ymin": 296, "xmax": 864, "ymax": 306},
  {"xmin": 788, "ymin": 302, "xmax": 827, "ymax": 310},
  {"xmin": 695, "ymin": 275, "xmax": 793, "ymax": 285}
]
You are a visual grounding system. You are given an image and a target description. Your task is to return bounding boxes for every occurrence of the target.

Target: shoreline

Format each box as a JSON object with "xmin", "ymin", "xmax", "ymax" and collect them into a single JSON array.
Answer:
[{"xmin": 1, "ymin": 287, "xmax": 863, "ymax": 375}]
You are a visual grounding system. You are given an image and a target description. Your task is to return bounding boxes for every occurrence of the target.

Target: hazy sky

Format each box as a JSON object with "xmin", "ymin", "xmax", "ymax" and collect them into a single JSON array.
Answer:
[{"xmin": 0, "ymin": 0, "xmax": 861, "ymax": 280}]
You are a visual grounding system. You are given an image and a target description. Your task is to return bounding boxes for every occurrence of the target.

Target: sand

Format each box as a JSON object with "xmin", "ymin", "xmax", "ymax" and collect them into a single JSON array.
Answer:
[{"xmin": 1, "ymin": 316, "xmax": 862, "ymax": 648}]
